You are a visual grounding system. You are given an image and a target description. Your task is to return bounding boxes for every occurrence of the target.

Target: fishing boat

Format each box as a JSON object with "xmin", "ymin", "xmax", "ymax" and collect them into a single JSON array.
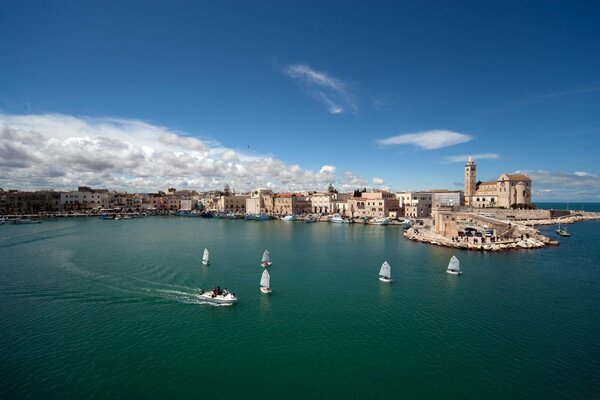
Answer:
[
  {"xmin": 202, "ymin": 248, "xmax": 210, "ymax": 265},
  {"xmin": 199, "ymin": 287, "xmax": 237, "ymax": 304},
  {"xmin": 367, "ymin": 217, "xmax": 390, "ymax": 225},
  {"xmin": 245, "ymin": 213, "xmax": 271, "ymax": 221},
  {"xmin": 555, "ymin": 223, "xmax": 570, "ymax": 237},
  {"xmin": 378, "ymin": 261, "xmax": 393, "ymax": 283},
  {"xmin": 282, "ymin": 214, "xmax": 297, "ymax": 221},
  {"xmin": 446, "ymin": 255, "xmax": 462, "ymax": 275},
  {"xmin": 330, "ymin": 215, "xmax": 350, "ymax": 223},
  {"xmin": 260, "ymin": 269, "xmax": 272, "ymax": 294},
  {"xmin": 261, "ymin": 250, "xmax": 272, "ymax": 267}
]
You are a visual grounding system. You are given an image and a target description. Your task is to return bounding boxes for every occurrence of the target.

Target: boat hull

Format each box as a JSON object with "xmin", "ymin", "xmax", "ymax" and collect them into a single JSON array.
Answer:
[
  {"xmin": 202, "ymin": 261, "xmax": 209, "ymax": 265},
  {"xmin": 379, "ymin": 276, "xmax": 393, "ymax": 283},
  {"xmin": 199, "ymin": 292, "xmax": 237, "ymax": 304},
  {"xmin": 446, "ymin": 269, "xmax": 462, "ymax": 275},
  {"xmin": 261, "ymin": 262, "xmax": 272, "ymax": 268},
  {"xmin": 260, "ymin": 287, "xmax": 272, "ymax": 294}
]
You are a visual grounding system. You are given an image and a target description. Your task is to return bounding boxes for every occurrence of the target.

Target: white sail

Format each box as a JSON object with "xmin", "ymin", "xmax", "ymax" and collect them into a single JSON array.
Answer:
[
  {"xmin": 202, "ymin": 248, "xmax": 209, "ymax": 264},
  {"xmin": 379, "ymin": 261, "xmax": 391, "ymax": 279},
  {"xmin": 447, "ymin": 256, "xmax": 460, "ymax": 272},
  {"xmin": 260, "ymin": 270, "xmax": 270, "ymax": 288},
  {"xmin": 262, "ymin": 250, "xmax": 270, "ymax": 264}
]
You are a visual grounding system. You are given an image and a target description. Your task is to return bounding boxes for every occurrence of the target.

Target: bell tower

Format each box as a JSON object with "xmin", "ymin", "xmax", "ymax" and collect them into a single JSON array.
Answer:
[{"xmin": 465, "ymin": 156, "xmax": 476, "ymax": 206}]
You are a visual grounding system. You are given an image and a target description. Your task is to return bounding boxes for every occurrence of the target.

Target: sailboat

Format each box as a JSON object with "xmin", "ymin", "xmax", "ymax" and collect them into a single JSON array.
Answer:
[
  {"xmin": 446, "ymin": 255, "xmax": 462, "ymax": 275},
  {"xmin": 378, "ymin": 261, "xmax": 393, "ymax": 283},
  {"xmin": 555, "ymin": 222, "xmax": 570, "ymax": 237},
  {"xmin": 202, "ymin": 248, "xmax": 210, "ymax": 265},
  {"xmin": 261, "ymin": 250, "xmax": 272, "ymax": 267},
  {"xmin": 260, "ymin": 269, "xmax": 272, "ymax": 294}
]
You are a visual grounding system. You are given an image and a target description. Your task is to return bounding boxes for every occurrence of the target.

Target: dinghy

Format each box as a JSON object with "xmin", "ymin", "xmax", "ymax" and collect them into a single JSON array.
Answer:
[
  {"xmin": 447, "ymin": 255, "xmax": 462, "ymax": 275},
  {"xmin": 378, "ymin": 261, "xmax": 393, "ymax": 283},
  {"xmin": 261, "ymin": 250, "xmax": 272, "ymax": 267},
  {"xmin": 260, "ymin": 269, "xmax": 272, "ymax": 294}
]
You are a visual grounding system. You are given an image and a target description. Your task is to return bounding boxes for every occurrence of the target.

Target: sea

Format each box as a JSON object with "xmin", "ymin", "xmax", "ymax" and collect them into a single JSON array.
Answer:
[{"xmin": 1, "ymin": 209, "xmax": 599, "ymax": 399}]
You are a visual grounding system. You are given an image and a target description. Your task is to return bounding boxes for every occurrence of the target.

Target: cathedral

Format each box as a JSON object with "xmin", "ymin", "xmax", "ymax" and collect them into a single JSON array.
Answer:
[{"xmin": 464, "ymin": 156, "xmax": 532, "ymax": 208}]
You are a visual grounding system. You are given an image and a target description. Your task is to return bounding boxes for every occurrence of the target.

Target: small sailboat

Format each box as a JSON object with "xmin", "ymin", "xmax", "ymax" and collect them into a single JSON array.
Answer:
[
  {"xmin": 202, "ymin": 248, "xmax": 210, "ymax": 265},
  {"xmin": 446, "ymin": 255, "xmax": 462, "ymax": 275},
  {"xmin": 260, "ymin": 269, "xmax": 272, "ymax": 294},
  {"xmin": 261, "ymin": 250, "xmax": 272, "ymax": 267},
  {"xmin": 378, "ymin": 261, "xmax": 393, "ymax": 283},
  {"xmin": 555, "ymin": 222, "xmax": 570, "ymax": 237}
]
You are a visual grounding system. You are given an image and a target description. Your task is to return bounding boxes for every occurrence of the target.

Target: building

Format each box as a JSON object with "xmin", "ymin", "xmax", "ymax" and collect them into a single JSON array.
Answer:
[
  {"xmin": 464, "ymin": 157, "xmax": 532, "ymax": 208},
  {"xmin": 246, "ymin": 189, "xmax": 274, "ymax": 214},
  {"xmin": 273, "ymin": 193, "xmax": 311, "ymax": 216},
  {"xmin": 6, "ymin": 190, "xmax": 61, "ymax": 214},
  {"xmin": 348, "ymin": 191, "xmax": 400, "ymax": 218},
  {"xmin": 399, "ymin": 192, "xmax": 433, "ymax": 218},
  {"xmin": 310, "ymin": 192, "xmax": 348, "ymax": 214},
  {"xmin": 216, "ymin": 194, "xmax": 249, "ymax": 213},
  {"xmin": 60, "ymin": 186, "xmax": 109, "ymax": 211},
  {"xmin": 430, "ymin": 190, "xmax": 464, "ymax": 208}
]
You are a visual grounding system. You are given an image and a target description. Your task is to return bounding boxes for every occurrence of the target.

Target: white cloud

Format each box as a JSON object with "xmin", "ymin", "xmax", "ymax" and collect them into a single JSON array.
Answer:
[
  {"xmin": 0, "ymin": 113, "xmax": 340, "ymax": 193},
  {"xmin": 282, "ymin": 64, "xmax": 357, "ymax": 114},
  {"xmin": 377, "ymin": 130, "xmax": 472, "ymax": 150},
  {"xmin": 443, "ymin": 153, "xmax": 500, "ymax": 163},
  {"xmin": 372, "ymin": 177, "xmax": 384, "ymax": 185},
  {"xmin": 522, "ymin": 170, "xmax": 600, "ymax": 201},
  {"xmin": 338, "ymin": 171, "xmax": 368, "ymax": 191}
]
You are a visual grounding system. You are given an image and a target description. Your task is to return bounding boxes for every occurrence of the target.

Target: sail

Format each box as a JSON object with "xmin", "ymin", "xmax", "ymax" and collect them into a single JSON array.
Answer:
[
  {"xmin": 379, "ymin": 261, "xmax": 391, "ymax": 279},
  {"xmin": 203, "ymin": 248, "xmax": 209, "ymax": 262},
  {"xmin": 447, "ymin": 256, "xmax": 460, "ymax": 271},
  {"xmin": 262, "ymin": 250, "xmax": 270, "ymax": 263},
  {"xmin": 260, "ymin": 270, "xmax": 270, "ymax": 287}
]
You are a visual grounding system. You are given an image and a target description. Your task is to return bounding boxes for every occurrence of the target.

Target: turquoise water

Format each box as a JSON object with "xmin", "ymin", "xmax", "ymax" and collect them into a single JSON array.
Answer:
[
  {"xmin": 1, "ymin": 217, "xmax": 599, "ymax": 399},
  {"xmin": 537, "ymin": 202, "xmax": 600, "ymax": 212}
]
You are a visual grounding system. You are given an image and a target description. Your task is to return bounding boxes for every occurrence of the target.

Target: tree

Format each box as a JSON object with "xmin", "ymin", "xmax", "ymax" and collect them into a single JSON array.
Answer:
[{"xmin": 353, "ymin": 189, "xmax": 361, "ymax": 198}]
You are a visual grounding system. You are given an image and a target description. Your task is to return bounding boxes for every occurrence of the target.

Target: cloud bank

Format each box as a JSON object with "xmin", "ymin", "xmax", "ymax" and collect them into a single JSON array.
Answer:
[
  {"xmin": 523, "ymin": 170, "xmax": 600, "ymax": 201},
  {"xmin": 0, "ymin": 113, "xmax": 342, "ymax": 193},
  {"xmin": 377, "ymin": 130, "xmax": 472, "ymax": 150},
  {"xmin": 283, "ymin": 64, "xmax": 357, "ymax": 114}
]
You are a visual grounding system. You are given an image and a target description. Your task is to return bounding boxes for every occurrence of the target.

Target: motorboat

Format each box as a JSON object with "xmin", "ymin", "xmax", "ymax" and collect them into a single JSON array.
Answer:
[
  {"xmin": 199, "ymin": 287, "xmax": 237, "ymax": 304},
  {"xmin": 282, "ymin": 214, "xmax": 297, "ymax": 221},
  {"xmin": 305, "ymin": 216, "xmax": 317, "ymax": 223},
  {"xmin": 367, "ymin": 217, "xmax": 390, "ymax": 225},
  {"xmin": 378, "ymin": 261, "xmax": 393, "ymax": 283},
  {"xmin": 447, "ymin": 255, "xmax": 462, "ymax": 275},
  {"xmin": 329, "ymin": 215, "xmax": 350, "ymax": 223}
]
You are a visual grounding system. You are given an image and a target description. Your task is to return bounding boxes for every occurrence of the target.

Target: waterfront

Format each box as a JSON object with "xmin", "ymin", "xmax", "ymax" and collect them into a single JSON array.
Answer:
[{"xmin": 1, "ymin": 217, "xmax": 599, "ymax": 399}]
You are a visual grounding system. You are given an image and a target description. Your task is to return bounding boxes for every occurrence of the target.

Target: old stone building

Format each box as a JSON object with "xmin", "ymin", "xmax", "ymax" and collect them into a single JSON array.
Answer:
[{"xmin": 464, "ymin": 157, "xmax": 532, "ymax": 208}]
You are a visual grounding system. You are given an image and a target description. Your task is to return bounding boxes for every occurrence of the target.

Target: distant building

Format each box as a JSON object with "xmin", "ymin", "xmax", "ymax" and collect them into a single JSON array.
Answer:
[
  {"xmin": 398, "ymin": 192, "xmax": 432, "ymax": 218},
  {"xmin": 273, "ymin": 193, "xmax": 311, "ymax": 216},
  {"xmin": 464, "ymin": 157, "xmax": 532, "ymax": 208},
  {"xmin": 348, "ymin": 191, "xmax": 400, "ymax": 218},
  {"xmin": 246, "ymin": 189, "xmax": 273, "ymax": 214}
]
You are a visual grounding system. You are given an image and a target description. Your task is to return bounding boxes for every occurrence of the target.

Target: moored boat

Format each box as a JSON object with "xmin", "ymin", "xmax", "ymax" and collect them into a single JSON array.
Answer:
[
  {"xmin": 245, "ymin": 213, "xmax": 271, "ymax": 221},
  {"xmin": 282, "ymin": 214, "xmax": 297, "ymax": 221},
  {"xmin": 367, "ymin": 217, "xmax": 390, "ymax": 225},
  {"xmin": 329, "ymin": 215, "xmax": 350, "ymax": 223}
]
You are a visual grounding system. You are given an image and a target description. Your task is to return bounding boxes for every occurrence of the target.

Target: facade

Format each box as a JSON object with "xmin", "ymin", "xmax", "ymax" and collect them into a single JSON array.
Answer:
[
  {"xmin": 246, "ymin": 189, "xmax": 274, "ymax": 214},
  {"xmin": 217, "ymin": 194, "xmax": 249, "ymax": 213},
  {"xmin": 430, "ymin": 190, "xmax": 464, "ymax": 208},
  {"xmin": 310, "ymin": 192, "xmax": 348, "ymax": 214},
  {"xmin": 60, "ymin": 187, "xmax": 109, "ymax": 210},
  {"xmin": 348, "ymin": 191, "xmax": 400, "ymax": 218},
  {"xmin": 401, "ymin": 192, "xmax": 433, "ymax": 218},
  {"xmin": 273, "ymin": 193, "xmax": 311, "ymax": 216},
  {"xmin": 464, "ymin": 157, "xmax": 532, "ymax": 208},
  {"xmin": 6, "ymin": 190, "xmax": 61, "ymax": 214}
]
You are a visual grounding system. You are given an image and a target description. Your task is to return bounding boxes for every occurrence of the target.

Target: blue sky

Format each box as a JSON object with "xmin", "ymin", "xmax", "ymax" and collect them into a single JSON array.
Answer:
[{"xmin": 1, "ymin": 1, "xmax": 599, "ymax": 200}]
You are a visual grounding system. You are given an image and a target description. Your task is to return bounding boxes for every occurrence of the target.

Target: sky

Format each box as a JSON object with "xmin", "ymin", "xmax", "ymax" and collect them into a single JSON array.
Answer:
[{"xmin": 1, "ymin": 0, "xmax": 599, "ymax": 201}]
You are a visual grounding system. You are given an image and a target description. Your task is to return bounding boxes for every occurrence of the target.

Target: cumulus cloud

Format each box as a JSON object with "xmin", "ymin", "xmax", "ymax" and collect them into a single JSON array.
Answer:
[
  {"xmin": 443, "ymin": 153, "xmax": 500, "ymax": 163},
  {"xmin": 338, "ymin": 171, "xmax": 368, "ymax": 191},
  {"xmin": 282, "ymin": 64, "xmax": 357, "ymax": 114},
  {"xmin": 377, "ymin": 130, "xmax": 472, "ymax": 150},
  {"xmin": 372, "ymin": 177, "xmax": 384, "ymax": 185},
  {"xmin": 0, "ymin": 113, "xmax": 339, "ymax": 193},
  {"xmin": 522, "ymin": 170, "xmax": 600, "ymax": 201}
]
